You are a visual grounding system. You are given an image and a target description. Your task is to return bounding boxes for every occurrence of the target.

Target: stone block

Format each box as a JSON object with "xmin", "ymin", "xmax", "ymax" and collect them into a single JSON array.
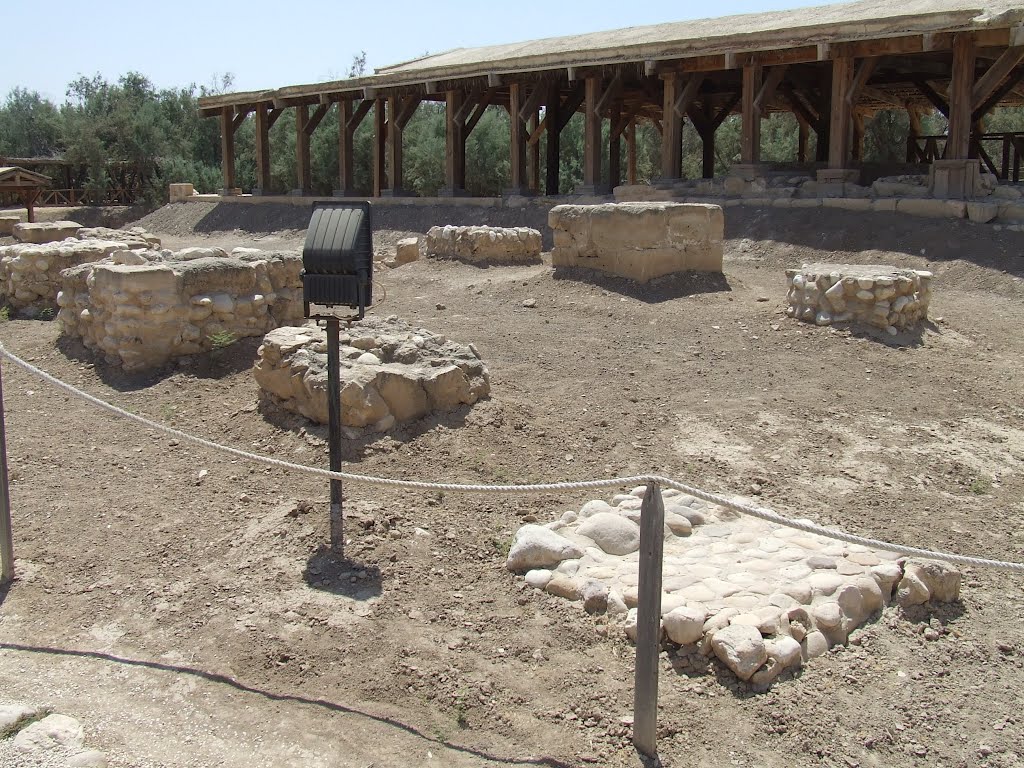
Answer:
[
  {"xmin": 822, "ymin": 198, "xmax": 872, "ymax": 212},
  {"xmin": 0, "ymin": 215, "xmax": 20, "ymax": 235},
  {"xmin": 896, "ymin": 198, "xmax": 967, "ymax": 219},
  {"xmin": 425, "ymin": 225, "xmax": 541, "ymax": 264},
  {"xmin": 929, "ymin": 159, "xmax": 982, "ymax": 199},
  {"xmin": 549, "ymin": 202, "xmax": 723, "ymax": 283},
  {"xmin": 966, "ymin": 201, "xmax": 999, "ymax": 224},
  {"xmin": 12, "ymin": 220, "xmax": 82, "ymax": 244},
  {"xmin": 169, "ymin": 183, "xmax": 195, "ymax": 202},
  {"xmin": 394, "ymin": 237, "xmax": 420, "ymax": 264}
]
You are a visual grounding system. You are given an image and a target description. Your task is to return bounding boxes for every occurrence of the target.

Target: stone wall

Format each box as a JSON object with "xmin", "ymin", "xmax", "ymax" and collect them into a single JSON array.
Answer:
[
  {"xmin": 0, "ymin": 239, "xmax": 128, "ymax": 312},
  {"xmin": 58, "ymin": 250, "xmax": 303, "ymax": 371},
  {"xmin": 425, "ymin": 225, "xmax": 541, "ymax": 264},
  {"xmin": 786, "ymin": 263, "xmax": 931, "ymax": 334},
  {"xmin": 12, "ymin": 221, "xmax": 82, "ymax": 244},
  {"xmin": 548, "ymin": 202, "xmax": 723, "ymax": 283},
  {"xmin": 254, "ymin": 316, "xmax": 490, "ymax": 434}
]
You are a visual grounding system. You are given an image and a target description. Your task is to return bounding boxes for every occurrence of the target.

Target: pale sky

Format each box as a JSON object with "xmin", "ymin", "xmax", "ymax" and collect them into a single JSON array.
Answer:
[{"xmin": 5, "ymin": 0, "xmax": 829, "ymax": 102}]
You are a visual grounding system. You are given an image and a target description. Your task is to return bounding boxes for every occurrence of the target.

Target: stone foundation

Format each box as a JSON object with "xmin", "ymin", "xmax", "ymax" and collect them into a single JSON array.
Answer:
[
  {"xmin": 548, "ymin": 202, "xmax": 723, "ymax": 283},
  {"xmin": 786, "ymin": 263, "xmax": 931, "ymax": 334},
  {"xmin": 12, "ymin": 221, "xmax": 83, "ymax": 244},
  {"xmin": 58, "ymin": 249, "xmax": 303, "ymax": 371},
  {"xmin": 254, "ymin": 316, "xmax": 490, "ymax": 433},
  {"xmin": 0, "ymin": 239, "xmax": 130, "ymax": 312},
  {"xmin": 76, "ymin": 227, "xmax": 162, "ymax": 249},
  {"xmin": 507, "ymin": 487, "xmax": 961, "ymax": 686},
  {"xmin": 425, "ymin": 225, "xmax": 541, "ymax": 264},
  {"xmin": 0, "ymin": 215, "xmax": 20, "ymax": 235}
]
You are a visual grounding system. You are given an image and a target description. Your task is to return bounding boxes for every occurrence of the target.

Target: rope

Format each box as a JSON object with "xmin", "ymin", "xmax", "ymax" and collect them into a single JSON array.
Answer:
[{"xmin": 1, "ymin": 342, "xmax": 1022, "ymax": 573}]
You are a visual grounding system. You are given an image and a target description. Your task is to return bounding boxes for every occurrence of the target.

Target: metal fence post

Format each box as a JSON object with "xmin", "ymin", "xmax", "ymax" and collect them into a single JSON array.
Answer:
[
  {"xmin": 633, "ymin": 480, "xmax": 665, "ymax": 759},
  {"xmin": 326, "ymin": 318, "xmax": 344, "ymax": 556},
  {"xmin": 0, "ymin": 357, "xmax": 15, "ymax": 586}
]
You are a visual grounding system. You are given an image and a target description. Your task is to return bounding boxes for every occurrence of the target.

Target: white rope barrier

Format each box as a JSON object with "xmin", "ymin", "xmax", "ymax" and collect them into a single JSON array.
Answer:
[{"xmin": 1, "ymin": 342, "xmax": 1022, "ymax": 573}]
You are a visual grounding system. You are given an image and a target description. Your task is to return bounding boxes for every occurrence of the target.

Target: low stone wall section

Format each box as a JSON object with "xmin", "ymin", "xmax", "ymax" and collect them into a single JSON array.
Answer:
[
  {"xmin": 507, "ymin": 486, "xmax": 961, "ymax": 686},
  {"xmin": 12, "ymin": 221, "xmax": 83, "ymax": 244},
  {"xmin": 58, "ymin": 250, "xmax": 303, "ymax": 371},
  {"xmin": 549, "ymin": 202, "xmax": 723, "ymax": 283},
  {"xmin": 0, "ymin": 239, "xmax": 130, "ymax": 312},
  {"xmin": 425, "ymin": 225, "xmax": 541, "ymax": 264},
  {"xmin": 254, "ymin": 316, "xmax": 490, "ymax": 434},
  {"xmin": 786, "ymin": 263, "xmax": 931, "ymax": 334}
]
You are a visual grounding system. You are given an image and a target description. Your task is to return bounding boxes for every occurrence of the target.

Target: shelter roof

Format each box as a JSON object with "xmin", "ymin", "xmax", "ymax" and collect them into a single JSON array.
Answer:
[{"xmin": 0, "ymin": 166, "xmax": 51, "ymax": 187}]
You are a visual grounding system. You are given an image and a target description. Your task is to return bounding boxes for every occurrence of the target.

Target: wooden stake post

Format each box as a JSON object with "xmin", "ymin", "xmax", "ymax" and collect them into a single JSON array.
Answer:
[
  {"xmin": 0, "ymin": 359, "xmax": 14, "ymax": 586},
  {"xmin": 633, "ymin": 481, "xmax": 665, "ymax": 759}
]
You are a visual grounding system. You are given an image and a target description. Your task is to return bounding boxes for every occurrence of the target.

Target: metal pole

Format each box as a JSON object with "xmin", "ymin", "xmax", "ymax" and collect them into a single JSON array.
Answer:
[
  {"xmin": 633, "ymin": 480, "xmax": 665, "ymax": 759},
  {"xmin": 0, "ymin": 358, "xmax": 15, "ymax": 586},
  {"xmin": 326, "ymin": 318, "xmax": 344, "ymax": 556}
]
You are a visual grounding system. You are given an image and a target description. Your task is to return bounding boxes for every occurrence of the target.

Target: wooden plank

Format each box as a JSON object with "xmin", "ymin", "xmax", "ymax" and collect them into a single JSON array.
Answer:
[
  {"xmin": 828, "ymin": 56, "xmax": 855, "ymax": 168},
  {"xmin": 632, "ymin": 482, "xmax": 665, "ymax": 760},
  {"xmin": 741, "ymin": 64, "xmax": 762, "ymax": 164},
  {"xmin": 948, "ymin": 33, "xmax": 977, "ymax": 160},
  {"xmin": 971, "ymin": 46, "xmax": 1024, "ymax": 111}
]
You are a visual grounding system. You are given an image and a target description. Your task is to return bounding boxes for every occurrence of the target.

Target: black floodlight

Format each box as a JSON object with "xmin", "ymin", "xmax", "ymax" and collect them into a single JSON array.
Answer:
[{"xmin": 301, "ymin": 201, "xmax": 373, "ymax": 320}]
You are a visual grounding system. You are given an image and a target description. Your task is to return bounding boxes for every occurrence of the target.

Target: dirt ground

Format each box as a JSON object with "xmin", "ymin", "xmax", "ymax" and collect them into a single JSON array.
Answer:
[{"xmin": 1, "ymin": 201, "xmax": 1023, "ymax": 768}]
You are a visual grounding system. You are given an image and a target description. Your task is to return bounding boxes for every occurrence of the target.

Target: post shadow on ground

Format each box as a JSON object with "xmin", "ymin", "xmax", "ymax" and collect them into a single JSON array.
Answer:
[
  {"xmin": 0, "ymin": 641, "xmax": 575, "ymax": 768},
  {"xmin": 551, "ymin": 266, "xmax": 731, "ymax": 303},
  {"xmin": 55, "ymin": 334, "xmax": 264, "ymax": 391},
  {"xmin": 303, "ymin": 544, "xmax": 383, "ymax": 599}
]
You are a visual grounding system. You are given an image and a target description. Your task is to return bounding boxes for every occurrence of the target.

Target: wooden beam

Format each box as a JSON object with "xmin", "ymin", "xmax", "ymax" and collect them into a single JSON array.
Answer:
[
  {"xmin": 230, "ymin": 108, "xmax": 250, "ymax": 133},
  {"xmin": 612, "ymin": 102, "xmax": 642, "ymax": 140},
  {"xmin": 454, "ymin": 89, "xmax": 480, "ymax": 125},
  {"xmin": 847, "ymin": 57, "xmax": 879, "ymax": 105},
  {"xmin": 626, "ymin": 119, "xmax": 637, "ymax": 185},
  {"xmin": 220, "ymin": 107, "xmax": 236, "ymax": 191},
  {"xmin": 509, "ymin": 83, "xmax": 527, "ymax": 193},
  {"xmin": 973, "ymin": 66, "xmax": 1024, "ymax": 121},
  {"xmin": 860, "ymin": 85, "xmax": 904, "ymax": 109},
  {"xmin": 373, "ymin": 98, "xmax": 386, "ymax": 197},
  {"xmin": 754, "ymin": 65, "xmax": 788, "ymax": 114},
  {"xmin": 445, "ymin": 90, "xmax": 466, "ymax": 194},
  {"xmin": 972, "ymin": 46, "xmax": 1024, "ymax": 110},
  {"xmin": 913, "ymin": 78, "xmax": 950, "ymax": 118},
  {"xmin": 528, "ymin": 110, "xmax": 541, "ymax": 193},
  {"xmin": 518, "ymin": 84, "xmax": 546, "ymax": 124},
  {"xmin": 267, "ymin": 107, "xmax": 283, "ymax": 130},
  {"xmin": 710, "ymin": 92, "xmax": 742, "ymax": 130},
  {"xmin": 556, "ymin": 84, "xmax": 586, "ymax": 132},
  {"xmin": 304, "ymin": 103, "xmax": 329, "ymax": 137},
  {"xmin": 386, "ymin": 95, "xmax": 403, "ymax": 193},
  {"xmin": 596, "ymin": 74, "xmax": 623, "ymax": 116},
  {"xmin": 948, "ymin": 33, "xmax": 977, "ymax": 160},
  {"xmin": 741, "ymin": 63, "xmax": 762, "ymax": 164},
  {"xmin": 255, "ymin": 103, "xmax": 272, "ymax": 193},
  {"xmin": 395, "ymin": 94, "xmax": 423, "ymax": 130},
  {"xmin": 609, "ymin": 100, "xmax": 622, "ymax": 189},
  {"xmin": 662, "ymin": 73, "xmax": 684, "ymax": 179},
  {"xmin": 465, "ymin": 88, "xmax": 497, "ymax": 136},
  {"xmin": 583, "ymin": 76, "xmax": 603, "ymax": 191},
  {"xmin": 295, "ymin": 104, "xmax": 311, "ymax": 194},
  {"xmin": 546, "ymin": 81, "xmax": 561, "ymax": 195},
  {"xmin": 347, "ymin": 99, "xmax": 373, "ymax": 131},
  {"xmin": 673, "ymin": 73, "xmax": 705, "ymax": 118},
  {"xmin": 828, "ymin": 56, "xmax": 855, "ymax": 168}
]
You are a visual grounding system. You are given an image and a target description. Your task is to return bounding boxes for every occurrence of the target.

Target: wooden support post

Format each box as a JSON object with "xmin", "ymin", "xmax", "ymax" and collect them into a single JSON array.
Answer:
[
  {"xmin": 372, "ymin": 98, "xmax": 386, "ymax": 198},
  {"xmin": 632, "ymin": 481, "xmax": 665, "ymax": 760},
  {"xmin": 444, "ymin": 90, "xmax": 467, "ymax": 196},
  {"xmin": 609, "ymin": 101, "xmax": 622, "ymax": 190},
  {"xmin": 295, "ymin": 104, "xmax": 311, "ymax": 195},
  {"xmin": 385, "ymin": 95, "xmax": 403, "ymax": 195},
  {"xmin": 852, "ymin": 111, "xmax": 866, "ymax": 163},
  {"xmin": 661, "ymin": 73, "xmax": 684, "ymax": 180},
  {"xmin": 254, "ymin": 103, "xmax": 272, "ymax": 194},
  {"xmin": 219, "ymin": 106, "xmax": 236, "ymax": 193},
  {"xmin": 797, "ymin": 114, "xmax": 809, "ymax": 163},
  {"xmin": 337, "ymin": 100, "xmax": 371, "ymax": 197},
  {"xmin": 828, "ymin": 56, "xmax": 855, "ymax": 168},
  {"xmin": 508, "ymin": 83, "xmax": 529, "ymax": 195},
  {"xmin": 741, "ymin": 64, "xmax": 763, "ymax": 164},
  {"xmin": 626, "ymin": 119, "xmax": 637, "ymax": 185},
  {"xmin": 528, "ymin": 110, "xmax": 541, "ymax": 193},
  {"xmin": 546, "ymin": 82, "xmax": 561, "ymax": 195},
  {"xmin": 581, "ymin": 76, "xmax": 604, "ymax": 194},
  {"xmin": 948, "ymin": 33, "xmax": 976, "ymax": 160}
]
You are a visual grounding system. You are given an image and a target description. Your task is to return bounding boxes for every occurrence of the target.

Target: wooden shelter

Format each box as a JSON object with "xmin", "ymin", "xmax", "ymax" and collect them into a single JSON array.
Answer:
[
  {"xmin": 198, "ymin": 0, "xmax": 1024, "ymax": 199},
  {"xmin": 0, "ymin": 166, "xmax": 51, "ymax": 223}
]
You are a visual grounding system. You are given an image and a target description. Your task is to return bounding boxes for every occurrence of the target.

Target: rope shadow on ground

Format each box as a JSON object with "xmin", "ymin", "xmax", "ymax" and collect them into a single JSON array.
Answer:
[{"xmin": 0, "ymin": 641, "xmax": 575, "ymax": 768}]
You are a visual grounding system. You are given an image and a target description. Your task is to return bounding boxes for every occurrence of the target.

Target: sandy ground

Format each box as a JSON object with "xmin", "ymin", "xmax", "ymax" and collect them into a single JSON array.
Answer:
[{"xmin": 0, "ymin": 201, "xmax": 1023, "ymax": 767}]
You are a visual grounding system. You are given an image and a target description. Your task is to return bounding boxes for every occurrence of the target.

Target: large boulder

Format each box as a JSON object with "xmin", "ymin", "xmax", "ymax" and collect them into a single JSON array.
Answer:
[{"xmin": 506, "ymin": 525, "xmax": 584, "ymax": 572}]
